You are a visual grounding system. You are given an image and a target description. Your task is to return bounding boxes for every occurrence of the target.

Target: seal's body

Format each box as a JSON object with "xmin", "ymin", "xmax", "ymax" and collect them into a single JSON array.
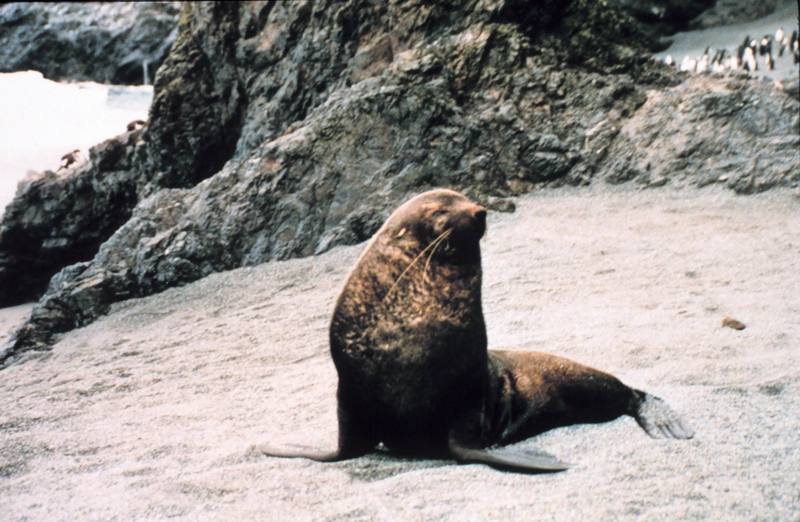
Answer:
[
  {"xmin": 260, "ymin": 189, "xmax": 692, "ymax": 472},
  {"xmin": 329, "ymin": 189, "xmax": 489, "ymax": 458}
]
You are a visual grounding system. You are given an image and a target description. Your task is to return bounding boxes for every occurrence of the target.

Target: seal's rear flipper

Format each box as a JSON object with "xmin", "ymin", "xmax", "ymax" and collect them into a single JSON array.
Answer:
[
  {"xmin": 633, "ymin": 393, "xmax": 695, "ymax": 440},
  {"xmin": 448, "ymin": 440, "xmax": 568, "ymax": 473}
]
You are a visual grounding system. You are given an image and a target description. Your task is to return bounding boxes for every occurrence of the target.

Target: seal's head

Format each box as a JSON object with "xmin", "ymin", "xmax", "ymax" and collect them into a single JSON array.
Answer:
[{"xmin": 385, "ymin": 189, "xmax": 487, "ymax": 262}]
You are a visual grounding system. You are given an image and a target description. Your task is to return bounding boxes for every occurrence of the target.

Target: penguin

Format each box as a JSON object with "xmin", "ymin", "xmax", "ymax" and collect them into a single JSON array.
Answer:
[
  {"xmin": 664, "ymin": 54, "xmax": 675, "ymax": 67},
  {"xmin": 749, "ymin": 39, "xmax": 759, "ymax": 64},
  {"xmin": 697, "ymin": 47, "xmax": 711, "ymax": 73},
  {"xmin": 776, "ymin": 28, "xmax": 785, "ymax": 57},
  {"xmin": 721, "ymin": 49, "xmax": 736, "ymax": 72},
  {"xmin": 759, "ymin": 35, "xmax": 771, "ymax": 56},
  {"xmin": 680, "ymin": 55, "xmax": 697, "ymax": 73},
  {"xmin": 737, "ymin": 35, "xmax": 750, "ymax": 63},
  {"xmin": 743, "ymin": 45, "xmax": 757, "ymax": 72},
  {"xmin": 58, "ymin": 149, "xmax": 82, "ymax": 171},
  {"xmin": 780, "ymin": 35, "xmax": 790, "ymax": 58},
  {"xmin": 725, "ymin": 53, "xmax": 739, "ymax": 72},
  {"xmin": 712, "ymin": 49, "xmax": 727, "ymax": 74}
]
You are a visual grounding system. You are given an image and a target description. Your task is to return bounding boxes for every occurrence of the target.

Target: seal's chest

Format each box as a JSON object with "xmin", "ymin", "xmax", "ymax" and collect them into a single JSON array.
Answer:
[{"xmin": 369, "ymin": 306, "xmax": 475, "ymax": 350}]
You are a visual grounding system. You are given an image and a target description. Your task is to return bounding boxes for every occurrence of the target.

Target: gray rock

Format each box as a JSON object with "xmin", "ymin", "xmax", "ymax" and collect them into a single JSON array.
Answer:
[
  {"xmin": 609, "ymin": 0, "xmax": 715, "ymax": 34},
  {"xmin": 595, "ymin": 75, "xmax": 800, "ymax": 192},
  {"xmin": 0, "ymin": 129, "xmax": 144, "ymax": 307},
  {"xmin": 0, "ymin": 2, "xmax": 180, "ymax": 84},
  {"xmin": 689, "ymin": 0, "xmax": 781, "ymax": 30},
  {"xmin": 1, "ymin": 0, "xmax": 798, "ymax": 366}
]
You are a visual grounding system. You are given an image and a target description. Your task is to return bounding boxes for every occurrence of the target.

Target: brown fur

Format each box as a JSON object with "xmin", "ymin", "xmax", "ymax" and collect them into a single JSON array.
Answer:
[{"xmin": 258, "ymin": 188, "xmax": 693, "ymax": 473}]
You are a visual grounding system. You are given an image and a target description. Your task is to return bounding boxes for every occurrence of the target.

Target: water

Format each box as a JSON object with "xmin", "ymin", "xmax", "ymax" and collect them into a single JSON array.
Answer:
[{"xmin": 0, "ymin": 71, "xmax": 153, "ymax": 217}]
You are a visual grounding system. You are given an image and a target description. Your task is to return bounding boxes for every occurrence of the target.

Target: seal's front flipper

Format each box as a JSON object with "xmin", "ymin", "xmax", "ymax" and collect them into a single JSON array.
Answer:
[
  {"xmin": 633, "ymin": 393, "xmax": 694, "ymax": 440},
  {"xmin": 249, "ymin": 444, "xmax": 346, "ymax": 462},
  {"xmin": 448, "ymin": 439, "xmax": 568, "ymax": 473},
  {"xmin": 255, "ymin": 388, "xmax": 377, "ymax": 463}
]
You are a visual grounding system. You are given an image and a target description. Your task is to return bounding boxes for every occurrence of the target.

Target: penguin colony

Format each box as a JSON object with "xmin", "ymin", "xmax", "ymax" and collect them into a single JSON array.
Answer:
[{"xmin": 664, "ymin": 28, "xmax": 799, "ymax": 74}]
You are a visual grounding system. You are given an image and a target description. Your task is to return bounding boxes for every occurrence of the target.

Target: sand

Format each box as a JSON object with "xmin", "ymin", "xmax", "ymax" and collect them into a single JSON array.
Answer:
[{"xmin": 1, "ymin": 186, "xmax": 798, "ymax": 521}]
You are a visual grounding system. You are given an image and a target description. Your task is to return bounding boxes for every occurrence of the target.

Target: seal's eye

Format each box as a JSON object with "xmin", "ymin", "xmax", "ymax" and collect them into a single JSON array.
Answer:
[{"xmin": 431, "ymin": 209, "xmax": 447, "ymax": 218}]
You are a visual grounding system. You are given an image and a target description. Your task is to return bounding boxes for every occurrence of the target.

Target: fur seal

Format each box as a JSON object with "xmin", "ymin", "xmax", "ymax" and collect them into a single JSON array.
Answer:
[{"xmin": 259, "ymin": 189, "xmax": 693, "ymax": 473}]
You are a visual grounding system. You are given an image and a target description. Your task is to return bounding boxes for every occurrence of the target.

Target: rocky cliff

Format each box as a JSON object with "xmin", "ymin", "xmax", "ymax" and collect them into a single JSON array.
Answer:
[
  {"xmin": 1, "ymin": 0, "xmax": 798, "ymax": 366},
  {"xmin": 609, "ymin": 0, "xmax": 715, "ymax": 34},
  {"xmin": 0, "ymin": 2, "xmax": 180, "ymax": 84}
]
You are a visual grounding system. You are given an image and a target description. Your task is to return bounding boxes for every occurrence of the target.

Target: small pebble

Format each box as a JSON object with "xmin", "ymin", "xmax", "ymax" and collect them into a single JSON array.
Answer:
[{"xmin": 722, "ymin": 316, "xmax": 746, "ymax": 330}]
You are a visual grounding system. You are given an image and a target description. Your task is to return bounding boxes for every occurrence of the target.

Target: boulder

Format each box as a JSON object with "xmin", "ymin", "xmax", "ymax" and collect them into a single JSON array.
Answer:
[
  {"xmin": 1, "ymin": 0, "xmax": 798, "ymax": 366},
  {"xmin": 608, "ymin": 0, "xmax": 715, "ymax": 35},
  {"xmin": 0, "ymin": 129, "xmax": 144, "ymax": 307},
  {"xmin": 0, "ymin": 2, "xmax": 180, "ymax": 84},
  {"xmin": 596, "ymin": 75, "xmax": 800, "ymax": 191},
  {"xmin": 690, "ymin": 0, "xmax": 781, "ymax": 30}
]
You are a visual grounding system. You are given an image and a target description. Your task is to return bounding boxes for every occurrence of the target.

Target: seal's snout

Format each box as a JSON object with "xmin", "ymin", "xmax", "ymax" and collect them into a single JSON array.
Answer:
[
  {"xmin": 448, "ymin": 203, "xmax": 487, "ymax": 244},
  {"xmin": 472, "ymin": 206, "xmax": 487, "ymax": 238}
]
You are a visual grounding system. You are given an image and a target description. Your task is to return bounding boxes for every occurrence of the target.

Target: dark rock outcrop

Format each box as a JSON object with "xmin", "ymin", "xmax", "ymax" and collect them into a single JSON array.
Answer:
[
  {"xmin": 608, "ymin": 0, "xmax": 786, "ymax": 35},
  {"xmin": 0, "ymin": 129, "xmax": 144, "ymax": 307},
  {"xmin": 1, "ymin": 0, "xmax": 798, "ymax": 366},
  {"xmin": 690, "ymin": 0, "xmax": 782, "ymax": 30},
  {"xmin": 596, "ymin": 76, "xmax": 800, "ymax": 191},
  {"xmin": 0, "ymin": 2, "xmax": 180, "ymax": 84},
  {"xmin": 143, "ymin": 3, "xmax": 245, "ymax": 189},
  {"xmin": 608, "ymin": 0, "xmax": 715, "ymax": 35}
]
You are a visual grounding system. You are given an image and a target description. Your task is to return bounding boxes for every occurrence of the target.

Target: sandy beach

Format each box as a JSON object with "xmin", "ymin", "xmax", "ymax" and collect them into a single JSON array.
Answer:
[{"xmin": 1, "ymin": 186, "xmax": 798, "ymax": 520}]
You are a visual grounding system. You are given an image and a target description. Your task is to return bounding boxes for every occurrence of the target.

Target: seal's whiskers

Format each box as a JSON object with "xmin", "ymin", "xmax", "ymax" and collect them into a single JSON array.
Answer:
[
  {"xmin": 423, "ymin": 229, "xmax": 452, "ymax": 279},
  {"xmin": 385, "ymin": 228, "xmax": 452, "ymax": 301}
]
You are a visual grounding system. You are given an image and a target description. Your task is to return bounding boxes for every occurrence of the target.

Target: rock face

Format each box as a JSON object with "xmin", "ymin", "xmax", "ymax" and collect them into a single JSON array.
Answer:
[
  {"xmin": 0, "ymin": 129, "xmax": 144, "ymax": 307},
  {"xmin": 690, "ymin": 0, "xmax": 781, "ymax": 30},
  {"xmin": 0, "ymin": 2, "xmax": 180, "ymax": 84},
  {"xmin": 609, "ymin": 0, "xmax": 715, "ymax": 35},
  {"xmin": 1, "ymin": 0, "xmax": 798, "ymax": 365},
  {"xmin": 596, "ymin": 76, "xmax": 800, "ymax": 191},
  {"xmin": 608, "ymin": 0, "xmax": 785, "ymax": 34}
]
